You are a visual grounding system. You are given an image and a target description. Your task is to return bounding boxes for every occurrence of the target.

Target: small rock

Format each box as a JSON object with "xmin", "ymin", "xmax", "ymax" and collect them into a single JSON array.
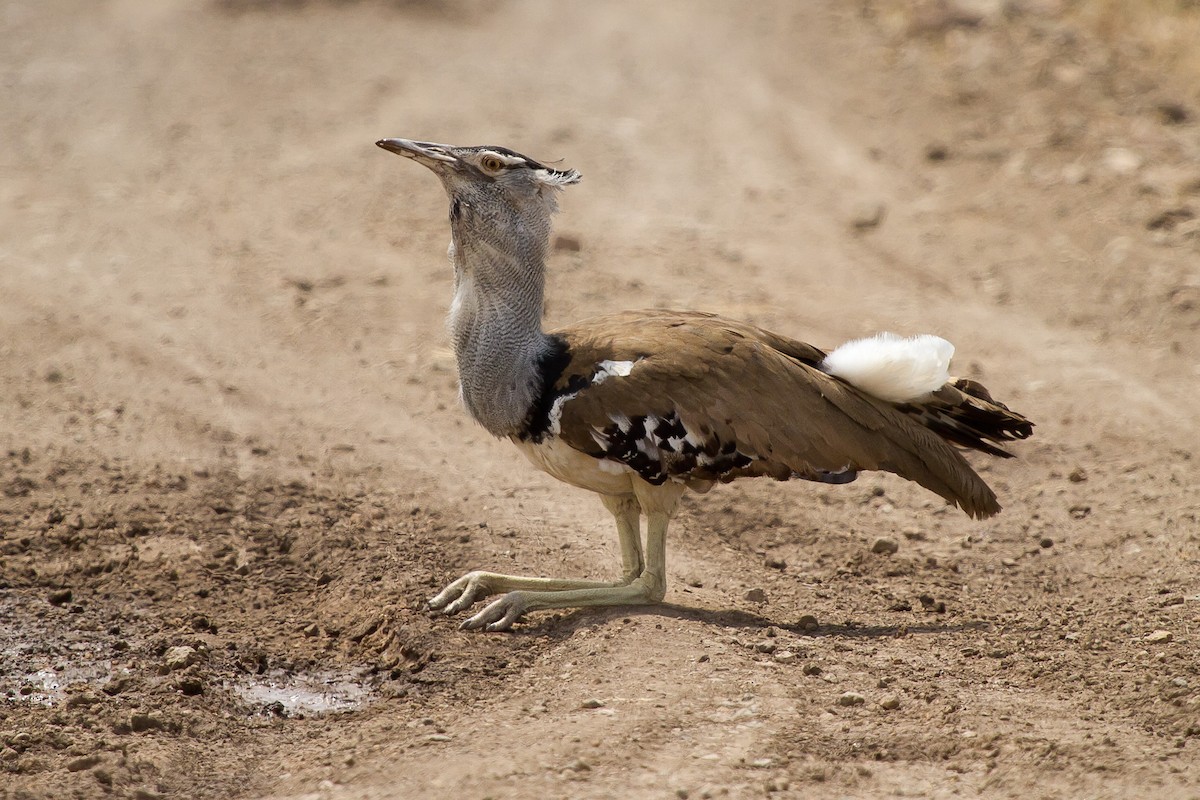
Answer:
[
  {"xmin": 744, "ymin": 588, "xmax": 768, "ymax": 604},
  {"xmin": 566, "ymin": 758, "xmax": 591, "ymax": 772},
  {"xmin": 901, "ymin": 526, "xmax": 925, "ymax": 541},
  {"xmin": 1069, "ymin": 504, "xmax": 1091, "ymax": 520},
  {"xmin": 802, "ymin": 663, "xmax": 822, "ymax": 676},
  {"xmin": 925, "ymin": 142, "xmax": 949, "ymax": 162},
  {"xmin": 774, "ymin": 650, "xmax": 797, "ymax": 664},
  {"xmin": 879, "ymin": 694, "xmax": 901, "ymax": 710},
  {"xmin": 580, "ymin": 698, "xmax": 605, "ymax": 709},
  {"xmin": 66, "ymin": 754, "xmax": 102, "ymax": 772},
  {"xmin": 849, "ymin": 201, "xmax": 886, "ymax": 232},
  {"xmin": 837, "ymin": 692, "xmax": 866, "ymax": 707},
  {"xmin": 1147, "ymin": 207, "xmax": 1195, "ymax": 231},
  {"xmin": 1102, "ymin": 147, "xmax": 1142, "ymax": 175},
  {"xmin": 48, "ymin": 589, "xmax": 73, "ymax": 606},
  {"xmin": 163, "ymin": 646, "xmax": 198, "ymax": 671},
  {"xmin": 1068, "ymin": 467, "xmax": 1088, "ymax": 483},
  {"xmin": 178, "ymin": 677, "xmax": 205, "ymax": 696},
  {"xmin": 1039, "ymin": 537, "xmax": 1054, "ymax": 549},
  {"xmin": 425, "ymin": 734, "xmax": 452, "ymax": 742},
  {"xmin": 796, "ymin": 614, "xmax": 819, "ymax": 632},
  {"xmin": 1146, "ymin": 630, "xmax": 1174, "ymax": 644},
  {"xmin": 755, "ymin": 641, "xmax": 777, "ymax": 654},
  {"xmin": 871, "ymin": 537, "xmax": 899, "ymax": 556},
  {"xmin": 302, "ymin": 622, "xmax": 320, "ymax": 638},
  {"xmin": 764, "ymin": 556, "xmax": 786, "ymax": 570},
  {"xmin": 1158, "ymin": 102, "xmax": 1190, "ymax": 125},
  {"xmin": 0, "ymin": 747, "xmax": 19, "ymax": 762}
]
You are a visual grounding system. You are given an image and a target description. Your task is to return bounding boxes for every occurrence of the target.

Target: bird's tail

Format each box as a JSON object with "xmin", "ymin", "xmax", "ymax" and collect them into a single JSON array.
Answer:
[
  {"xmin": 897, "ymin": 378, "xmax": 1034, "ymax": 459},
  {"xmin": 819, "ymin": 333, "xmax": 1033, "ymax": 518}
]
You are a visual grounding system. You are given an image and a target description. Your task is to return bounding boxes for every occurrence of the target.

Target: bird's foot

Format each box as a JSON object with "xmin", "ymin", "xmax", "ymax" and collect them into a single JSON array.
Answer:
[
  {"xmin": 459, "ymin": 591, "xmax": 530, "ymax": 632},
  {"xmin": 428, "ymin": 570, "xmax": 496, "ymax": 616}
]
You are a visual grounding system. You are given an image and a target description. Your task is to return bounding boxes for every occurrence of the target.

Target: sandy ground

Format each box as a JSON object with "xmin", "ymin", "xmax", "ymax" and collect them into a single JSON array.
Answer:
[{"xmin": 2, "ymin": 1, "xmax": 1199, "ymax": 798}]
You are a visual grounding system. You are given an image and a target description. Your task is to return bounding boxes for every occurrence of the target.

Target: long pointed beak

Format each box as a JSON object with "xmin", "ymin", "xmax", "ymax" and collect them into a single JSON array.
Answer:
[{"xmin": 376, "ymin": 138, "xmax": 457, "ymax": 169}]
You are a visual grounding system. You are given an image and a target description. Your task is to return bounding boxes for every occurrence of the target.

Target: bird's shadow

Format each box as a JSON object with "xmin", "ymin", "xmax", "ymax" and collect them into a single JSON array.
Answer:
[{"xmin": 513, "ymin": 602, "xmax": 991, "ymax": 640}]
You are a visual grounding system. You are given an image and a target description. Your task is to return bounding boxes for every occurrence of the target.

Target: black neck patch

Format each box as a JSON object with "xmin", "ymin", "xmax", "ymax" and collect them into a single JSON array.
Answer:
[{"xmin": 519, "ymin": 335, "xmax": 590, "ymax": 443}]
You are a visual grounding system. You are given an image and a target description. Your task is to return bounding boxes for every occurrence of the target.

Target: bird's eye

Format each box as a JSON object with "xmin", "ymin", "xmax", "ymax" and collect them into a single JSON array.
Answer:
[{"xmin": 480, "ymin": 155, "xmax": 504, "ymax": 172}]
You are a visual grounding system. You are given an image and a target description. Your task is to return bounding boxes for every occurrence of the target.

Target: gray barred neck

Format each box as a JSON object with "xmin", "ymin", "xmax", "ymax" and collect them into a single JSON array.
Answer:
[{"xmin": 447, "ymin": 233, "xmax": 555, "ymax": 439}]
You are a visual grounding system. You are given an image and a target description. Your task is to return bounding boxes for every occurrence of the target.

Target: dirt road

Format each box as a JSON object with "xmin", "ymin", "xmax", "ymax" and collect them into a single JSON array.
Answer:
[{"xmin": 2, "ymin": 2, "xmax": 1199, "ymax": 798}]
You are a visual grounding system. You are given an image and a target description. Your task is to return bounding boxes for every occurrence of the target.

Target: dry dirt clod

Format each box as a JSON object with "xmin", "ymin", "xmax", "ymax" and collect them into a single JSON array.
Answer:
[
  {"xmin": 871, "ymin": 537, "xmax": 899, "ymax": 555},
  {"xmin": 1068, "ymin": 467, "xmax": 1088, "ymax": 482},
  {"xmin": 66, "ymin": 754, "xmax": 102, "ymax": 772}
]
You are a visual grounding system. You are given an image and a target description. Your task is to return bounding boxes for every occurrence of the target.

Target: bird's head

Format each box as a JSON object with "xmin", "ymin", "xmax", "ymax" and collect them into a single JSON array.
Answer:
[{"xmin": 376, "ymin": 139, "xmax": 581, "ymax": 224}]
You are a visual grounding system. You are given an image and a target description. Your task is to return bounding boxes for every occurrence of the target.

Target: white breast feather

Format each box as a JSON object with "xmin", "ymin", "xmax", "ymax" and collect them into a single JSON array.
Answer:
[{"xmin": 821, "ymin": 332, "xmax": 954, "ymax": 403}]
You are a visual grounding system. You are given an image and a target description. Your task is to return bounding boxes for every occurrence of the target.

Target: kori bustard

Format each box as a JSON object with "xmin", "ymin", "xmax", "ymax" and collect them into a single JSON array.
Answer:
[{"xmin": 377, "ymin": 138, "xmax": 1033, "ymax": 632}]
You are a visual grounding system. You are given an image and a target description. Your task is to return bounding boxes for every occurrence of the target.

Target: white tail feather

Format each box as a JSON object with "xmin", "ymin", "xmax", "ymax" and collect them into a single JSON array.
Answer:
[{"xmin": 821, "ymin": 333, "xmax": 954, "ymax": 403}]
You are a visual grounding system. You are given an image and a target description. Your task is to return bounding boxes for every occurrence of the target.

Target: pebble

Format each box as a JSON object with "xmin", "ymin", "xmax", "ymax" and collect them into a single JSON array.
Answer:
[
  {"xmin": 837, "ymin": 692, "xmax": 866, "ymax": 707},
  {"xmin": 580, "ymin": 698, "xmax": 605, "ymax": 709},
  {"xmin": 802, "ymin": 663, "xmax": 823, "ymax": 676},
  {"xmin": 871, "ymin": 537, "xmax": 899, "ymax": 556},
  {"xmin": 48, "ymin": 589, "xmax": 73, "ymax": 606},
  {"xmin": 796, "ymin": 614, "xmax": 819, "ymax": 632},
  {"xmin": 849, "ymin": 201, "xmax": 886, "ymax": 232},
  {"xmin": 755, "ymin": 641, "xmax": 777, "ymax": 654},
  {"xmin": 1145, "ymin": 630, "xmax": 1174, "ymax": 644},
  {"xmin": 774, "ymin": 650, "xmax": 797, "ymax": 664},
  {"xmin": 1068, "ymin": 467, "xmax": 1088, "ymax": 483},
  {"xmin": 425, "ymin": 734, "xmax": 452, "ymax": 742},
  {"xmin": 565, "ymin": 758, "xmax": 591, "ymax": 772},
  {"xmin": 1039, "ymin": 537, "xmax": 1054, "ymax": 549},
  {"xmin": 764, "ymin": 556, "xmax": 786, "ymax": 570},
  {"xmin": 1102, "ymin": 147, "xmax": 1142, "ymax": 175},
  {"xmin": 163, "ymin": 646, "xmax": 198, "ymax": 672},
  {"xmin": 879, "ymin": 694, "xmax": 902, "ymax": 710},
  {"xmin": 744, "ymin": 588, "xmax": 768, "ymax": 604}
]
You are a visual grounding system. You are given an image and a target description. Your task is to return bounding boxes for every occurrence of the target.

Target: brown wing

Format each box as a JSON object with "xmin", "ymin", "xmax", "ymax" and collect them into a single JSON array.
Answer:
[{"xmin": 547, "ymin": 310, "xmax": 1001, "ymax": 518}]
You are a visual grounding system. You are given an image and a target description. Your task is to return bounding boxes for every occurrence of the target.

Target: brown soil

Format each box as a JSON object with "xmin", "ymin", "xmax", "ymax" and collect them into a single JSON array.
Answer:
[{"xmin": 2, "ymin": 2, "xmax": 1199, "ymax": 798}]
